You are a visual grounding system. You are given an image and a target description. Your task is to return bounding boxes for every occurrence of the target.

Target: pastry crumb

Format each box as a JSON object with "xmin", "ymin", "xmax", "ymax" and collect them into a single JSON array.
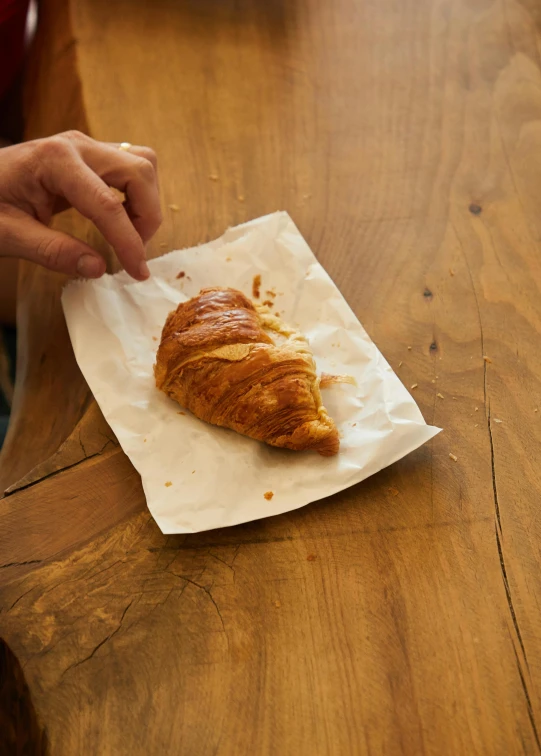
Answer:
[
  {"xmin": 449, "ymin": 453, "xmax": 458, "ymax": 462},
  {"xmin": 275, "ymin": 312, "xmax": 281, "ymax": 317},
  {"xmin": 320, "ymin": 373, "xmax": 356, "ymax": 389},
  {"xmin": 176, "ymin": 271, "xmax": 186, "ymax": 279},
  {"xmin": 165, "ymin": 481, "xmax": 173, "ymax": 487},
  {"xmin": 483, "ymin": 355, "xmax": 492, "ymax": 363},
  {"xmin": 407, "ymin": 346, "xmax": 412, "ymax": 350},
  {"xmin": 398, "ymin": 361, "xmax": 403, "ymax": 368},
  {"xmin": 177, "ymin": 411, "xmax": 186, "ymax": 416},
  {"xmin": 209, "ymin": 173, "xmax": 219, "ymax": 181},
  {"xmin": 274, "ymin": 600, "xmax": 281, "ymax": 608},
  {"xmin": 352, "ymin": 422, "xmax": 357, "ymax": 427},
  {"xmin": 437, "ymin": 392, "xmax": 445, "ymax": 399},
  {"xmin": 152, "ymin": 336, "xmax": 158, "ymax": 341},
  {"xmin": 264, "ymin": 491, "xmax": 274, "ymax": 501},
  {"xmin": 535, "ymin": 408, "xmax": 539, "ymax": 413},
  {"xmin": 475, "ymin": 407, "xmax": 479, "ymax": 411},
  {"xmin": 192, "ymin": 470, "xmax": 195, "ymax": 474},
  {"xmin": 388, "ymin": 487, "xmax": 399, "ymax": 496},
  {"xmin": 307, "ymin": 554, "xmax": 317, "ymax": 562},
  {"xmin": 411, "ymin": 383, "xmax": 418, "ymax": 390},
  {"xmin": 252, "ymin": 274, "xmax": 262, "ymax": 299},
  {"xmin": 431, "ymin": 379, "xmax": 436, "ymax": 383},
  {"xmin": 237, "ymin": 194, "xmax": 245, "ymax": 201},
  {"xmin": 449, "ymin": 268, "xmax": 455, "ymax": 276},
  {"xmin": 266, "ymin": 290, "xmax": 276, "ymax": 298},
  {"xmin": 225, "ymin": 256, "xmax": 232, "ymax": 262},
  {"xmin": 475, "ymin": 423, "xmax": 479, "ymax": 427},
  {"xmin": 262, "ymin": 299, "xmax": 274, "ymax": 307},
  {"xmin": 494, "ymin": 418, "xmax": 502, "ymax": 423},
  {"xmin": 144, "ymin": 438, "xmax": 147, "ymax": 443},
  {"xmin": 168, "ymin": 204, "xmax": 179, "ymax": 211},
  {"xmin": 159, "ymin": 242, "xmax": 167, "ymax": 248}
]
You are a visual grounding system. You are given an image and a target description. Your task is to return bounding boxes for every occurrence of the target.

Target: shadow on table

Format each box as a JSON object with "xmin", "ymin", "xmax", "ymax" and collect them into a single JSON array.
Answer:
[{"xmin": 0, "ymin": 637, "xmax": 48, "ymax": 756}]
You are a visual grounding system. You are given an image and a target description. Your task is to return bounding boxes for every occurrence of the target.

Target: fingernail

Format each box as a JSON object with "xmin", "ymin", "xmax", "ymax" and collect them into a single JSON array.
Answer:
[
  {"xmin": 139, "ymin": 260, "xmax": 150, "ymax": 280},
  {"xmin": 77, "ymin": 255, "xmax": 103, "ymax": 278}
]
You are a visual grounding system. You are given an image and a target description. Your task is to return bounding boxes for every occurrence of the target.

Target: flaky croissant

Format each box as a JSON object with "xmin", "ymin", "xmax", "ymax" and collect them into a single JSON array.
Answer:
[{"xmin": 154, "ymin": 287, "xmax": 339, "ymax": 456}]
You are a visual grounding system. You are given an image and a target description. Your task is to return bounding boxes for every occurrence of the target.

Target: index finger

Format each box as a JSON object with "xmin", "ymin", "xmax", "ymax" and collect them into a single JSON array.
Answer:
[{"xmin": 47, "ymin": 155, "xmax": 150, "ymax": 280}]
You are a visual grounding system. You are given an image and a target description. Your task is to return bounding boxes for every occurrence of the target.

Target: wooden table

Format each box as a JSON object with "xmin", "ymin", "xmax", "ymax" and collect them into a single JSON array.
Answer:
[{"xmin": 2, "ymin": 0, "xmax": 541, "ymax": 753}]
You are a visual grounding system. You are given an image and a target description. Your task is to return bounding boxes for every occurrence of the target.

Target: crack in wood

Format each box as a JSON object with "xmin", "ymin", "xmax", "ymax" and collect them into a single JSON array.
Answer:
[{"xmin": 61, "ymin": 598, "xmax": 134, "ymax": 678}]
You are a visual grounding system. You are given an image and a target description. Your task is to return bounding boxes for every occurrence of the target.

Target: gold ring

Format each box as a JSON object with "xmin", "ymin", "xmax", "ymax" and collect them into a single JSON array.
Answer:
[{"xmin": 119, "ymin": 142, "xmax": 132, "ymax": 151}]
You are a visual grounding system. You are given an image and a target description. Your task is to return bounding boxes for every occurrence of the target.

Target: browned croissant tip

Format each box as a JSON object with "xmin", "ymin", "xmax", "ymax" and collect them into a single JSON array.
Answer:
[{"xmin": 155, "ymin": 287, "xmax": 340, "ymax": 456}]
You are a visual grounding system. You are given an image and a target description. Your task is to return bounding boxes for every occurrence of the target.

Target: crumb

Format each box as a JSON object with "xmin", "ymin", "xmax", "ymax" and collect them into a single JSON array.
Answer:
[
  {"xmin": 168, "ymin": 204, "xmax": 179, "ymax": 211},
  {"xmin": 411, "ymin": 383, "xmax": 418, "ymax": 390},
  {"xmin": 275, "ymin": 312, "xmax": 281, "ymax": 318},
  {"xmin": 449, "ymin": 268, "xmax": 455, "ymax": 276},
  {"xmin": 475, "ymin": 407, "xmax": 479, "ymax": 411},
  {"xmin": 352, "ymin": 422, "xmax": 357, "ymax": 427},
  {"xmin": 192, "ymin": 470, "xmax": 195, "ymax": 474},
  {"xmin": 176, "ymin": 271, "xmax": 186, "ymax": 279},
  {"xmin": 237, "ymin": 195, "xmax": 245, "ymax": 201},
  {"xmin": 226, "ymin": 256, "xmax": 232, "ymax": 262},
  {"xmin": 483, "ymin": 355, "xmax": 492, "ymax": 363},
  {"xmin": 274, "ymin": 600, "xmax": 281, "ymax": 608},
  {"xmin": 475, "ymin": 423, "xmax": 478, "ymax": 427},
  {"xmin": 388, "ymin": 487, "xmax": 399, "ymax": 496},
  {"xmin": 209, "ymin": 174, "xmax": 219, "ymax": 181},
  {"xmin": 449, "ymin": 453, "xmax": 458, "ymax": 462},
  {"xmin": 307, "ymin": 554, "xmax": 317, "ymax": 561},
  {"xmin": 177, "ymin": 411, "xmax": 186, "ymax": 416},
  {"xmin": 144, "ymin": 438, "xmax": 147, "ymax": 443},
  {"xmin": 535, "ymin": 409, "xmax": 539, "ymax": 413},
  {"xmin": 437, "ymin": 392, "xmax": 445, "ymax": 399},
  {"xmin": 320, "ymin": 373, "xmax": 356, "ymax": 389},
  {"xmin": 452, "ymin": 396, "xmax": 457, "ymax": 400},
  {"xmin": 264, "ymin": 491, "xmax": 274, "ymax": 501},
  {"xmin": 398, "ymin": 361, "xmax": 403, "ymax": 368},
  {"xmin": 407, "ymin": 346, "xmax": 412, "ymax": 350},
  {"xmin": 159, "ymin": 242, "xmax": 167, "ymax": 248},
  {"xmin": 252, "ymin": 274, "xmax": 261, "ymax": 299},
  {"xmin": 165, "ymin": 481, "xmax": 173, "ymax": 487},
  {"xmin": 494, "ymin": 418, "xmax": 502, "ymax": 423},
  {"xmin": 262, "ymin": 299, "xmax": 274, "ymax": 307},
  {"xmin": 266, "ymin": 290, "xmax": 276, "ymax": 298},
  {"xmin": 431, "ymin": 379, "xmax": 436, "ymax": 383},
  {"xmin": 152, "ymin": 336, "xmax": 158, "ymax": 341},
  {"xmin": 303, "ymin": 193, "xmax": 312, "ymax": 199}
]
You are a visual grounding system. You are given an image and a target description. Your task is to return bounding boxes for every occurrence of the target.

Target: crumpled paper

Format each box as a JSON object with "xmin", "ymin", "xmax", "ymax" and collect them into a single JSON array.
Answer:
[{"xmin": 62, "ymin": 212, "xmax": 440, "ymax": 533}]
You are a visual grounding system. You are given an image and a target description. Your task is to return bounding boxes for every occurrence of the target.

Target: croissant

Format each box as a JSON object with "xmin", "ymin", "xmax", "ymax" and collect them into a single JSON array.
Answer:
[{"xmin": 154, "ymin": 287, "xmax": 339, "ymax": 456}]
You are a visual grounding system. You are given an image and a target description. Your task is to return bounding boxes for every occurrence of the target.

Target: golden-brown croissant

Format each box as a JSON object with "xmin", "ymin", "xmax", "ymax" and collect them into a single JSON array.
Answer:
[{"xmin": 154, "ymin": 287, "xmax": 339, "ymax": 456}]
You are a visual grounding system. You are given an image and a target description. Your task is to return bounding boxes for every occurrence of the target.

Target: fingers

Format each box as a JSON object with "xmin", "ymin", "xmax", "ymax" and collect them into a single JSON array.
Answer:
[
  {"xmin": 28, "ymin": 131, "xmax": 161, "ymax": 280},
  {"xmin": 42, "ymin": 149, "xmax": 150, "ymax": 281},
  {"xmin": 0, "ymin": 205, "xmax": 106, "ymax": 278},
  {"xmin": 85, "ymin": 142, "xmax": 162, "ymax": 244}
]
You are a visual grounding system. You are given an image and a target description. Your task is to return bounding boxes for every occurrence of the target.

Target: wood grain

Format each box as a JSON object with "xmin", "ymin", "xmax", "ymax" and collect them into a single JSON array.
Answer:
[{"xmin": 2, "ymin": 0, "xmax": 541, "ymax": 752}]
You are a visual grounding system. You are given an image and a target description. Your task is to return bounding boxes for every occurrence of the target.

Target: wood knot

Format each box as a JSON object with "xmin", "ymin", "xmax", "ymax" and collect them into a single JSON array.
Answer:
[
  {"xmin": 469, "ymin": 203, "xmax": 482, "ymax": 215},
  {"xmin": 429, "ymin": 342, "xmax": 438, "ymax": 352}
]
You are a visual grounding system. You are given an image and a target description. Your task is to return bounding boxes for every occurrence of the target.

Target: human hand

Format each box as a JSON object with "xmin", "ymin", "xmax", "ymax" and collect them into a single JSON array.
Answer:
[{"xmin": 0, "ymin": 130, "xmax": 162, "ymax": 280}]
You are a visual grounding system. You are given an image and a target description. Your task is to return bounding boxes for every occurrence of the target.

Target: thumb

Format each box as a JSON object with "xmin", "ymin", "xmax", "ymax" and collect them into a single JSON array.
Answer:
[{"xmin": 0, "ymin": 212, "xmax": 106, "ymax": 278}]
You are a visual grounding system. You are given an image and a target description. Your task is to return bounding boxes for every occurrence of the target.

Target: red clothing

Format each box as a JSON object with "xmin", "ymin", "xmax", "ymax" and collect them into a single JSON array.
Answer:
[{"xmin": 0, "ymin": 0, "xmax": 30, "ymax": 101}]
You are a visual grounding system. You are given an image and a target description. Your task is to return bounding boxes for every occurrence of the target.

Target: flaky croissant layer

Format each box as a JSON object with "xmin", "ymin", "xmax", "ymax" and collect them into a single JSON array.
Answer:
[{"xmin": 154, "ymin": 287, "xmax": 339, "ymax": 456}]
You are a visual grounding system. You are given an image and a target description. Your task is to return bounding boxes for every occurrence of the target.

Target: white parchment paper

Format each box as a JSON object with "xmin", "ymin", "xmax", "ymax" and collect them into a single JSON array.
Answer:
[{"xmin": 62, "ymin": 212, "xmax": 440, "ymax": 533}]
